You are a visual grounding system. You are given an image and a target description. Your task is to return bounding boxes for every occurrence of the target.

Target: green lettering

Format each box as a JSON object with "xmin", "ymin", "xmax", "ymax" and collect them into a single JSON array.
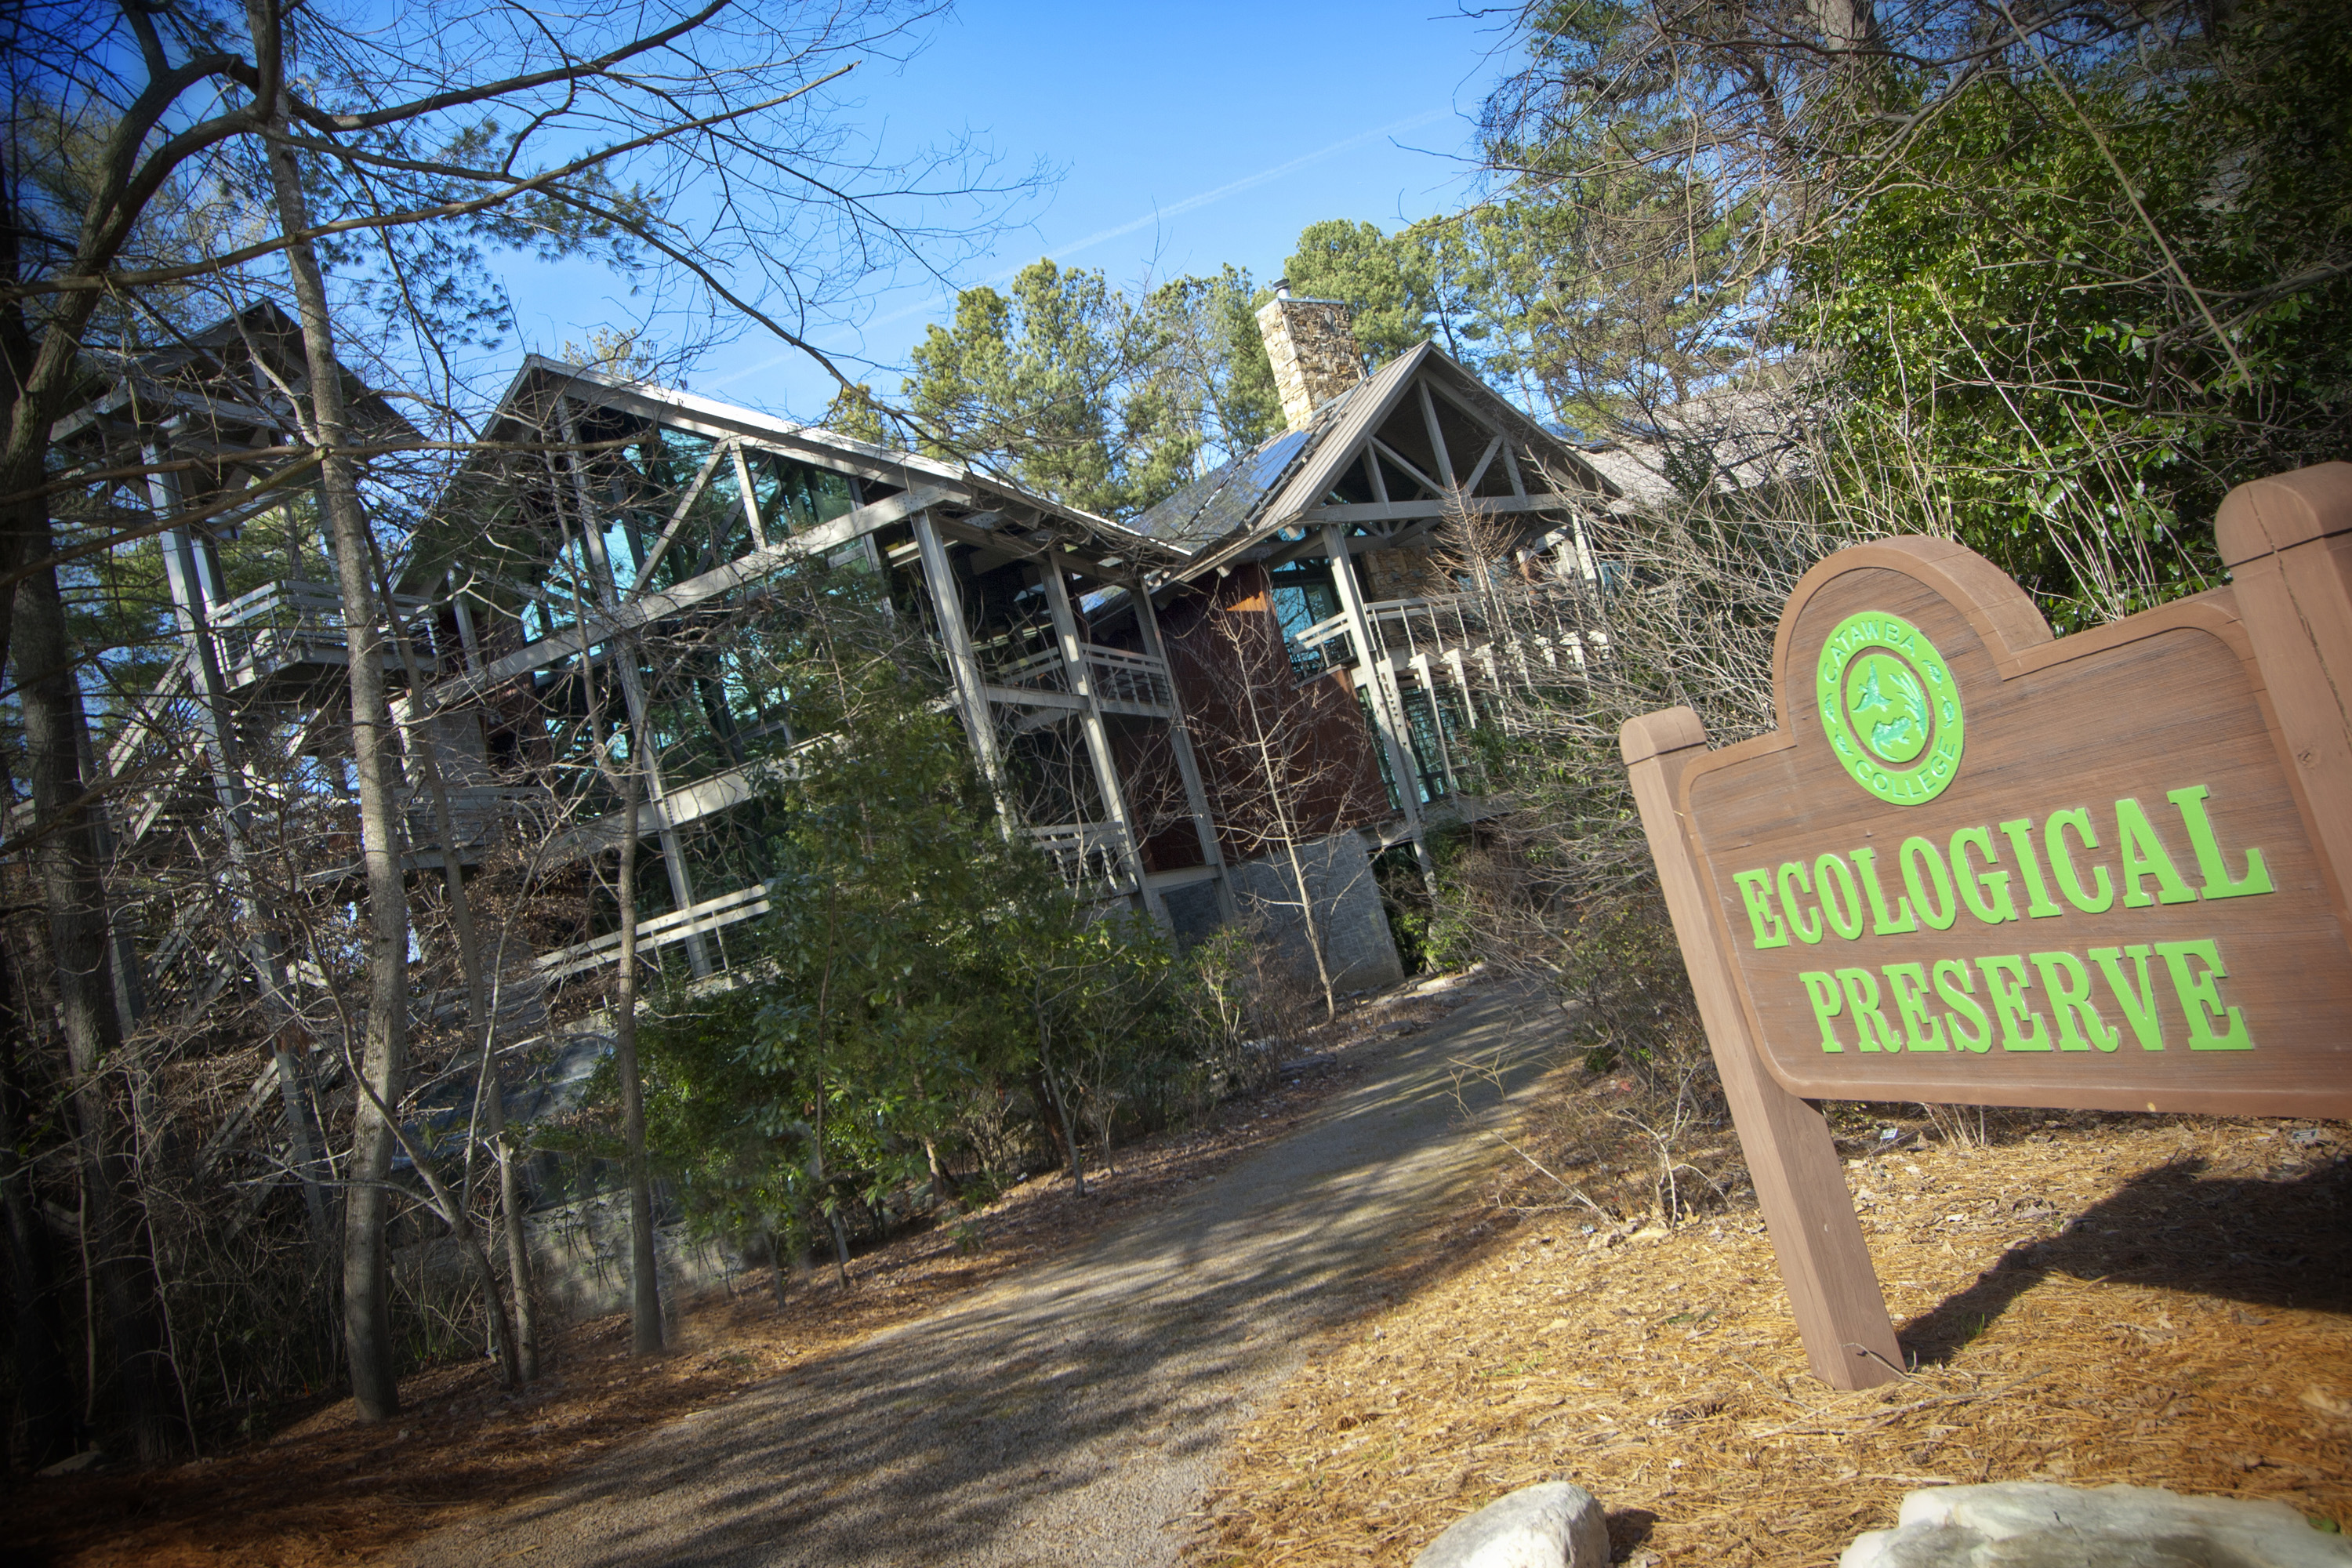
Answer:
[
  {"xmin": 1883, "ymin": 963, "xmax": 1947, "ymax": 1051},
  {"xmin": 2043, "ymin": 808, "xmax": 2114, "ymax": 914},
  {"xmin": 2116, "ymin": 797, "xmax": 2198, "ymax": 908},
  {"xmin": 1900, "ymin": 837, "xmax": 1957, "ymax": 931},
  {"xmin": 1998, "ymin": 818, "xmax": 2064, "ymax": 918},
  {"xmin": 1853, "ymin": 846, "xmax": 1918, "ymax": 935},
  {"xmin": 1934, "ymin": 960, "xmax": 1991, "ymax": 1053},
  {"xmin": 2153, "ymin": 939, "xmax": 2254, "ymax": 1051},
  {"xmin": 1976, "ymin": 955, "xmax": 2053, "ymax": 1051},
  {"xmin": 2167, "ymin": 786, "xmax": 2274, "ymax": 901},
  {"xmin": 2029, "ymin": 951, "xmax": 2119, "ymax": 1051},
  {"xmin": 1837, "ymin": 967, "xmax": 1901, "ymax": 1052},
  {"xmin": 1734, "ymin": 868, "xmax": 1789, "ymax": 949},
  {"xmin": 2090, "ymin": 945, "xmax": 2165, "ymax": 1051},
  {"xmin": 1816, "ymin": 854, "xmax": 1865, "ymax": 941},
  {"xmin": 1951, "ymin": 827, "xmax": 2018, "ymax": 925},
  {"xmin": 1800, "ymin": 971, "xmax": 1846, "ymax": 1052},
  {"xmin": 1778, "ymin": 861, "xmax": 1823, "ymax": 944}
]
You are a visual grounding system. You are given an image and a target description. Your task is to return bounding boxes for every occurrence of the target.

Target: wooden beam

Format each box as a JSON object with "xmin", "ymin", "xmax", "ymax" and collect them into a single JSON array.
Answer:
[
  {"xmin": 1463, "ymin": 434, "xmax": 1503, "ymax": 494},
  {"xmin": 1324, "ymin": 523, "xmax": 1429, "ymax": 866},
  {"xmin": 1369, "ymin": 437, "xmax": 1444, "ymax": 501},
  {"xmin": 1298, "ymin": 494, "xmax": 1584, "ymax": 526},
  {"xmin": 1417, "ymin": 382, "xmax": 1457, "ymax": 487},
  {"xmin": 914, "ymin": 510, "xmax": 1014, "ymax": 821},
  {"xmin": 1040, "ymin": 561, "xmax": 1165, "ymax": 922},
  {"xmin": 423, "ymin": 483, "xmax": 952, "ymax": 711}
]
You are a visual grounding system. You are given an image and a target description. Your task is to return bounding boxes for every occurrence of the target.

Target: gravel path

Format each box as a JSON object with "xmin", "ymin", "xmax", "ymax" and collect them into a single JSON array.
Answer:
[{"xmin": 403, "ymin": 978, "xmax": 1558, "ymax": 1567}]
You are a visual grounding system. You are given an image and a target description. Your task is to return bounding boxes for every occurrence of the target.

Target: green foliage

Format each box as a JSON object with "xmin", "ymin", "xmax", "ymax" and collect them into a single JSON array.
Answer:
[
  {"xmin": 819, "ymin": 383, "xmax": 898, "ymax": 448},
  {"xmin": 632, "ymin": 648, "xmax": 1038, "ymax": 1247},
  {"xmin": 1802, "ymin": 0, "xmax": 2352, "ymax": 622},
  {"xmin": 622, "ymin": 601, "xmax": 1214, "ymax": 1250},
  {"xmin": 1281, "ymin": 220, "xmax": 1443, "ymax": 368},
  {"xmin": 1143, "ymin": 264, "xmax": 1285, "ymax": 459},
  {"xmin": 906, "ymin": 259, "xmax": 1199, "ymax": 518},
  {"xmin": 1465, "ymin": 176, "xmax": 1756, "ymax": 437}
]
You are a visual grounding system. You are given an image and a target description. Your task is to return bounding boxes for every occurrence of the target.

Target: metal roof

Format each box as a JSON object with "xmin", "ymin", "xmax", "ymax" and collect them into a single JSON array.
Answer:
[
  {"xmin": 1127, "ymin": 355, "xmax": 1412, "ymax": 554},
  {"xmin": 1133, "ymin": 342, "xmax": 1615, "ymax": 585}
]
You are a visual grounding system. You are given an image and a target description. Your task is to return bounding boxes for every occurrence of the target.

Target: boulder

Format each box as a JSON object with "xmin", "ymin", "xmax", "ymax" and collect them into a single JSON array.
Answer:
[
  {"xmin": 1840, "ymin": 1482, "xmax": 2352, "ymax": 1568},
  {"xmin": 1414, "ymin": 1480, "xmax": 1610, "ymax": 1568}
]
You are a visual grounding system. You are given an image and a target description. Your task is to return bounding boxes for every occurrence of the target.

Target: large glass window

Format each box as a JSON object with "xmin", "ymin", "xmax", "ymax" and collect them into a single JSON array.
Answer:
[
  {"xmin": 750, "ymin": 452, "xmax": 856, "ymax": 538},
  {"xmin": 1268, "ymin": 566, "xmax": 1341, "ymax": 679}
]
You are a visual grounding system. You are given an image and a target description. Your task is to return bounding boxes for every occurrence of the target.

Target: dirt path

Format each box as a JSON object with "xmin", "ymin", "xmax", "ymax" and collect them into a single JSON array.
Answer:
[{"xmin": 399, "ymin": 978, "xmax": 1559, "ymax": 1567}]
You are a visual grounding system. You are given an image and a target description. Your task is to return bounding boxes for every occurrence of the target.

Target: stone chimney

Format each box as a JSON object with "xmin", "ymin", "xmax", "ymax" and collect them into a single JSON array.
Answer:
[{"xmin": 1256, "ymin": 279, "xmax": 1365, "ymax": 432}]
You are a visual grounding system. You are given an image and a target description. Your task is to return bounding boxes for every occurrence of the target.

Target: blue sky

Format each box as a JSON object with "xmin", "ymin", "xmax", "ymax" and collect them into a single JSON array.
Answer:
[{"xmin": 495, "ymin": 0, "xmax": 1515, "ymax": 423}]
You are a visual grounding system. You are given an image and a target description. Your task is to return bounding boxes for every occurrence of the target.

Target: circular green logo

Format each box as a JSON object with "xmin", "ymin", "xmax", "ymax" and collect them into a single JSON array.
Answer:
[{"xmin": 1816, "ymin": 612, "xmax": 1964, "ymax": 806}]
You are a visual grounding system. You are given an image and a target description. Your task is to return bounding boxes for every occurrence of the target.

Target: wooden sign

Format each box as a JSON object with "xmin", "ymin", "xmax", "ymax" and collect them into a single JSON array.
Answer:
[{"xmin": 1621, "ymin": 463, "xmax": 2352, "ymax": 1388}]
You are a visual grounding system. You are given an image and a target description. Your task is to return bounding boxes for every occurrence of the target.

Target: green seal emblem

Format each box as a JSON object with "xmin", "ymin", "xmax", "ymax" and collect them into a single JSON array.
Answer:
[{"xmin": 1815, "ymin": 611, "xmax": 1964, "ymax": 805}]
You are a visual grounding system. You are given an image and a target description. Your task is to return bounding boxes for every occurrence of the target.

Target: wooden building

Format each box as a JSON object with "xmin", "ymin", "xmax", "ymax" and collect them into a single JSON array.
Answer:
[{"xmin": 57, "ymin": 289, "xmax": 1619, "ymax": 1103}]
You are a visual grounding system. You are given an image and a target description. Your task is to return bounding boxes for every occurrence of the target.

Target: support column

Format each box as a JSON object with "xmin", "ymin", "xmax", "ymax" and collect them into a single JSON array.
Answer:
[
  {"xmin": 151, "ymin": 451, "xmax": 330, "ymax": 1244},
  {"xmin": 1134, "ymin": 587, "xmax": 1237, "ymax": 921},
  {"xmin": 1325, "ymin": 526, "xmax": 1433, "ymax": 882},
  {"xmin": 911, "ymin": 513, "xmax": 1014, "ymax": 827},
  {"xmin": 1039, "ymin": 557, "xmax": 1164, "ymax": 921},
  {"xmin": 557, "ymin": 401, "xmax": 710, "ymax": 977},
  {"xmin": 1621, "ymin": 708, "xmax": 1900, "ymax": 1389}
]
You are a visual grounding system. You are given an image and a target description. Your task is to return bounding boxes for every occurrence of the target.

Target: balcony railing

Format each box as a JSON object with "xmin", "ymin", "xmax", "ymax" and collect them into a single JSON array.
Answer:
[
  {"xmin": 1081, "ymin": 644, "xmax": 1174, "ymax": 709},
  {"xmin": 535, "ymin": 883, "xmax": 771, "ymax": 984},
  {"xmin": 1287, "ymin": 586, "xmax": 1599, "ymax": 686},
  {"xmin": 206, "ymin": 578, "xmax": 437, "ymax": 687},
  {"xmin": 1025, "ymin": 819, "xmax": 1135, "ymax": 893},
  {"xmin": 989, "ymin": 644, "xmax": 1174, "ymax": 713}
]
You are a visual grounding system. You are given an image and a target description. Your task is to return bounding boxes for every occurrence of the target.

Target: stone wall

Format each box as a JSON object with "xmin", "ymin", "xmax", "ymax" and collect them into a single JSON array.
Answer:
[
  {"xmin": 1257, "ymin": 294, "xmax": 1366, "ymax": 431},
  {"xmin": 392, "ymin": 1189, "xmax": 754, "ymax": 1338},
  {"xmin": 1360, "ymin": 543, "xmax": 1439, "ymax": 602},
  {"xmin": 1229, "ymin": 829, "xmax": 1403, "ymax": 993}
]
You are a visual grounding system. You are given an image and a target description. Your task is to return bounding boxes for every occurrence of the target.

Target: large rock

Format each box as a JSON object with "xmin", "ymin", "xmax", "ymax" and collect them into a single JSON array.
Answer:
[
  {"xmin": 1840, "ymin": 1482, "xmax": 2352, "ymax": 1568},
  {"xmin": 1414, "ymin": 1480, "xmax": 1610, "ymax": 1568}
]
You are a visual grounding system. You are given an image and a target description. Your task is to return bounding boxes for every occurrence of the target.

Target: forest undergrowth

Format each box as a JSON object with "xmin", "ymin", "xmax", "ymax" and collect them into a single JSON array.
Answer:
[{"xmin": 5, "ymin": 989, "xmax": 1422, "ymax": 1568}]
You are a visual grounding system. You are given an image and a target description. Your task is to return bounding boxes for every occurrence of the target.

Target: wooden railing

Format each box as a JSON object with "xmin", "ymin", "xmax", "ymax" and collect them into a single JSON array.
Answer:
[
  {"xmin": 534, "ymin": 883, "xmax": 771, "ymax": 983},
  {"xmin": 989, "ymin": 644, "xmax": 1174, "ymax": 713},
  {"xmin": 1290, "ymin": 587, "xmax": 1599, "ymax": 685},
  {"xmin": 207, "ymin": 577, "xmax": 437, "ymax": 684},
  {"xmin": 1024, "ymin": 820, "xmax": 1135, "ymax": 893}
]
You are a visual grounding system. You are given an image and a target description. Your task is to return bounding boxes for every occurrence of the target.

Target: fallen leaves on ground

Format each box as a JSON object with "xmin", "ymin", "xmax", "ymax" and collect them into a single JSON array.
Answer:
[{"xmin": 1196, "ymin": 1112, "xmax": 2350, "ymax": 1566}]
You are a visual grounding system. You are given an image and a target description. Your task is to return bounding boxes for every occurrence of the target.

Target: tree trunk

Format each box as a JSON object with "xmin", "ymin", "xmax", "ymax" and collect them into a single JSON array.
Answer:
[
  {"xmin": 0, "ymin": 932, "xmax": 79, "ymax": 1468},
  {"xmin": 9, "ymin": 564, "xmax": 176, "ymax": 1461},
  {"xmin": 766, "ymin": 1229, "xmax": 790, "ymax": 1313},
  {"xmin": 1031, "ymin": 1007, "xmax": 1086, "ymax": 1197},
  {"xmin": 612, "ymin": 763, "xmax": 663, "ymax": 1354},
  {"xmin": 373, "ymin": 541, "xmax": 535, "ymax": 1382},
  {"xmin": 1237, "ymin": 666, "xmax": 1338, "ymax": 1020},
  {"xmin": 254, "ymin": 82, "xmax": 409, "ymax": 1421}
]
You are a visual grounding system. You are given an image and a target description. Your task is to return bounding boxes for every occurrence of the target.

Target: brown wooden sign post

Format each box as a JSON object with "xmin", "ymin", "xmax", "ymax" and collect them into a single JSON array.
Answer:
[{"xmin": 1622, "ymin": 462, "xmax": 2352, "ymax": 1390}]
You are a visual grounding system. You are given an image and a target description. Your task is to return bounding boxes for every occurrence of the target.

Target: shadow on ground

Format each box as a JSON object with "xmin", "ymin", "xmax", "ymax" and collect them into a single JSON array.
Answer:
[
  {"xmin": 405, "ymin": 983, "xmax": 1562, "ymax": 1568},
  {"xmin": 1899, "ymin": 1152, "xmax": 2351, "ymax": 1365}
]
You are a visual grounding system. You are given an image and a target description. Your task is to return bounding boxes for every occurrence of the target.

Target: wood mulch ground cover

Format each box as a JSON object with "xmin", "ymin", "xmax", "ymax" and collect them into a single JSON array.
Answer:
[
  {"xmin": 1193, "ymin": 1100, "xmax": 2351, "ymax": 1566},
  {"xmin": 5, "ymin": 994, "xmax": 1439, "ymax": 1568}
]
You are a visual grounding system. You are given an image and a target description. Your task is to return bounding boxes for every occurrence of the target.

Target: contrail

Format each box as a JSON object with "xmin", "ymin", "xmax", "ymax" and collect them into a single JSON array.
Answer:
[
  {"xmin": 1022, "ymin": 105, "xmax": 1454, "ymax": 271},
  {"xmin": 705, "ymin": 106, "xmax": 1454, "ymax": 392}
]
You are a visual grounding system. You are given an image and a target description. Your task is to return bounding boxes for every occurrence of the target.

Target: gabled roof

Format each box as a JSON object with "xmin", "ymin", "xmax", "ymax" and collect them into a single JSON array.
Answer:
[
  {"xmin": 1129, "ymin": 341, "xmax": 1615, "ymax": 583},
  {"xmin": 1129, "ymin": 352, "xmax": 1420, "ymax": 554},
  {"xmin": 49, "ymin": 300, "xmax": 412, "ymax": 450},
  {"xmin": 459, "ymin": 354, "xmax": 1181, "ymax": 568}
]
